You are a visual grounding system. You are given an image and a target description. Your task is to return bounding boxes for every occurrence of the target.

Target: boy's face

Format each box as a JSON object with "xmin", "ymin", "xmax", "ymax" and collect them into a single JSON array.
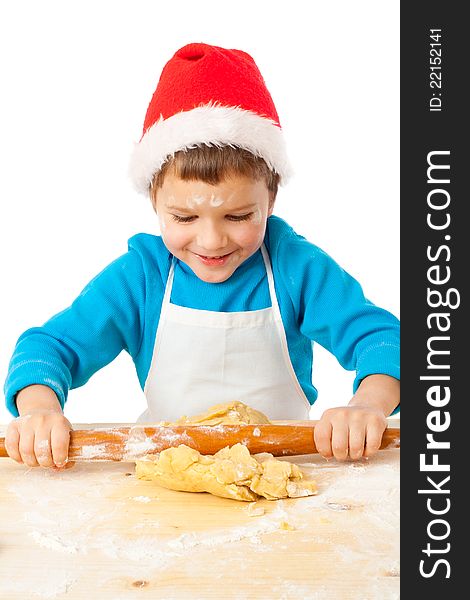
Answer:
[{"xmin": 153, "ymin": 172, "xmax": 274, "ymax": 283}]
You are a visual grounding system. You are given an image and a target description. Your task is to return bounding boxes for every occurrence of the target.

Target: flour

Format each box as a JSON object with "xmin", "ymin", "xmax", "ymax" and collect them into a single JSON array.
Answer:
[
  {"xmin": 96, "ymin": 534, "xmax": 180, "ymax": 565},
  {"xmin": 2, "ymin": 450, "xmax": 399, "ymax": 599},
  {"xmin": 30, "ymin": 530, "xmax": 80, "ymax": 554},
  {"xmin": 37, "ymin": 439, "xmax": 50, "ymax": 451},
  {"xmin": 122, "ymin": 438, "xmax": 158, "ymax": 460},
  {"xmin": 7, "ymin": 465, "xmax": 299, "ymax": 561},
  {"xmin": 6, "ymin": 465, "xmax": 119, "ymax": 563},
  {"xmin": 186, "ymin": 194, "xmax": 205, "ymax": 208},
  {"xmin": 299, "ymin": 464, "xmax": 399, "ymax": 534},
  {"xmin": 80, "ymin": 443, "xmax": 108, "ymax": 459},
  {"xmin": 246, "ymin": 501, "xmax": 265, "ymax": 516},
  {"xmin": 122, "ymin": 427, "xmax": 193, "ymax": 460},
  {"xmin": 167, "ymin": 503, "xmax": 291, "ymax": 551},
  {"xmin": 252, "ymin": 208, "xmax": 262, "ymax": 224},
  {"xmin": 291, "ymin": 454, "xmax": 400, "ymax": 579},
  {"xmin": 122, "ymin": 428, "xmax": 158, "ymax": 460},
  {"xmin": 209, "ymin": 194, "xmax": 224, "ymax": 207}
]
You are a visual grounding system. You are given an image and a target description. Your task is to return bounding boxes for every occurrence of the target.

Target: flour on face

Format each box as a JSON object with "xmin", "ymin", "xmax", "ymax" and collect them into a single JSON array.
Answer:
[
  {"xmin": 209, "ymin": 194, "xmax": 224, "ymax": 207},
  {"xmin": 186, "ymin": 194, "xmax": 206, "ymax": 209},
  {"xmin": 158, "ymin": 215, "xmax": 167, "ymax": 231},
  {"xmin": 252, "ymin": 208, "xmax": 262, "ymax": 225}
]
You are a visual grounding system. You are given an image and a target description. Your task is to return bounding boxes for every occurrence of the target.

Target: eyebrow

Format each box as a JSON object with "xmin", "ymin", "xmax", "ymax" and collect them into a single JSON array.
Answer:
[{"xmin": 164, "ymin": 202, "xmax": 258, "ymax": 212}]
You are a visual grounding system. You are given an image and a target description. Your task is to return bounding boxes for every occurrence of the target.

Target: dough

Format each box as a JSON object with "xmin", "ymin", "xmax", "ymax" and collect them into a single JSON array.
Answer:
[
  {"xmin": 169, "ymin": 401, "xmax": 272, "ymax": 426},
  {"xmin": 135, "ymin": 401, "xmax": 317, "ymax": 502},
  {"xmin": 136, "ymin": 442, "xmax": 317, "ymax": 501}
]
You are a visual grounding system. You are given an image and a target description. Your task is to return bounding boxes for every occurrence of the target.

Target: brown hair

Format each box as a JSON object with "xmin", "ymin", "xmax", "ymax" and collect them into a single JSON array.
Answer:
[{"xmin": 150, "ymin": 145, "xmax": 279, "ymax": 204}]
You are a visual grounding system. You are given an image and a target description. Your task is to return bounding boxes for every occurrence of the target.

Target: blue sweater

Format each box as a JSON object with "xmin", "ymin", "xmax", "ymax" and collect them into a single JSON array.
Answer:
[{"xmin": 4, "ymin": 215, "xmax": 400, "ymax": 417}]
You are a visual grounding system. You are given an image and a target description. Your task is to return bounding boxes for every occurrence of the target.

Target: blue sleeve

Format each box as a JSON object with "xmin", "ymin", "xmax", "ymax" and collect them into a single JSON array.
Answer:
[
  {"xmin": 276, "ymin": 230, "xmax": 400, "ymax": 398},
  {"xmin": 4, "ymin": 249, "xmax": 146, "ymax": 417}
]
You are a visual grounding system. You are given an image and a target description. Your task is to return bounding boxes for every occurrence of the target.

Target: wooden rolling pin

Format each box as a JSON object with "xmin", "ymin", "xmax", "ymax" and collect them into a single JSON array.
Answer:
[{"xmin": 0, "ymin": 421, "xmax": 400, "ymax": 462}]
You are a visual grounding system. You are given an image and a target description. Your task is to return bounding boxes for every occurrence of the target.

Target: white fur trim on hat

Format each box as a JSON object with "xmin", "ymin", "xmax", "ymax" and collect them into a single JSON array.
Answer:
[{"xmin": 129, "ymin": 103, "xmax": 293, "ymax": 194}]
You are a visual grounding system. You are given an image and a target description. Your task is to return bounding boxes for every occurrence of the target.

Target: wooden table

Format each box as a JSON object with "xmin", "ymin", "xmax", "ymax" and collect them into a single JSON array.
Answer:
[{"xmin": 0, "ymin": 423, "xmax": 399, "ymax": 599}]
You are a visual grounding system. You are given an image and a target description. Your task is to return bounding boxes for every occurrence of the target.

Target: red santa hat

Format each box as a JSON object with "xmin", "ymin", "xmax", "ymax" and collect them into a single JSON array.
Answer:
[{"xmin": 129, "ymin": 42, "xmax": 292, "ymax": 194}]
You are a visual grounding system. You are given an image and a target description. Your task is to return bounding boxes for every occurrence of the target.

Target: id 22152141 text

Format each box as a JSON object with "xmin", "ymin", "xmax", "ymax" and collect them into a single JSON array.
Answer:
[{"xmin": 429, "ymin": 29, "xmax": 443, "ymax": 112}]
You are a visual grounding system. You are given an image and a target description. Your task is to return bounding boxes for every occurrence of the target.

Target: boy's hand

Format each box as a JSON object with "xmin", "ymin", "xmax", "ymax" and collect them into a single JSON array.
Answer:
[
  {"xmin": 314, "ymin": 374, "xmax": 400, "ymax": 461},
  {"xmin": 314, "ymin": 405, "xmax": 387, "ymax": 460},
  {"xmin": 5, "ymin": 384, "xmax": 74, "ymax": 469},
  {"xmin": 5, "ymin": 410, "xmax": 74, "ymax": 469}
]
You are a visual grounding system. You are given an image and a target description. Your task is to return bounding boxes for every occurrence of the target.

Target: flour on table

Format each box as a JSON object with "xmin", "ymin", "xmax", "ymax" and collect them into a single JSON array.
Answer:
[{"xmin": 2, "ymin": 446, "xmax": 399, "ymax": 600}]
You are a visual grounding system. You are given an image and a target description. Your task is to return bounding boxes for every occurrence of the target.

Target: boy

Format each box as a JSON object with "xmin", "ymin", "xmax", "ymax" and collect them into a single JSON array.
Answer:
[{"xmin": 3, "ymin": 42, "xmax": 400, "ymax": 470}]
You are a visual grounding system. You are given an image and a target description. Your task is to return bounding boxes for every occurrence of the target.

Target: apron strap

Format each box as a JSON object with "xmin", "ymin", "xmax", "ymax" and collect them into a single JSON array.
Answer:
[
  {"xmin": 160, "ymin": 256, "xmax": 176, "ymax": 321},
  {"xmin": 260, "ymin": 244, "xmax": 282, "ymax": 322}
]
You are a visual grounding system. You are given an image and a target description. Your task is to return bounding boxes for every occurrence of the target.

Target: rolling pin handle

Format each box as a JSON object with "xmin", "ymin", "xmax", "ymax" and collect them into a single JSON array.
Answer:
[{"xmin": 0, "ymin": 436, "xmax": 9, "ymax": 458}]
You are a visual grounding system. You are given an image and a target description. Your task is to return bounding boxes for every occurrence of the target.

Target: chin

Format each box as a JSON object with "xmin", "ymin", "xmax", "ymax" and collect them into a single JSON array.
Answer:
[{"xmin": 195, "ymin": 268, "xmax": 235, "ymax": 283}]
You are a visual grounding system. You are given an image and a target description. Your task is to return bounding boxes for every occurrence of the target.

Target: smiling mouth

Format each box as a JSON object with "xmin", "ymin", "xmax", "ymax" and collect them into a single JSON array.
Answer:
[
  {"xmin": 193, "ymin": 252, "xmax": 234, "ymax": 266},
  {"xmin": 195, "ymin": 252, "xmax": 232, "ymax": 259}
]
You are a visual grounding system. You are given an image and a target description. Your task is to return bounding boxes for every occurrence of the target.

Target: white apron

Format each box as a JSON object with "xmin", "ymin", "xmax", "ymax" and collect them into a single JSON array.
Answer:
[{"xmin": 139, "ymin": 244, "xmax": 311, "ymax": 423}]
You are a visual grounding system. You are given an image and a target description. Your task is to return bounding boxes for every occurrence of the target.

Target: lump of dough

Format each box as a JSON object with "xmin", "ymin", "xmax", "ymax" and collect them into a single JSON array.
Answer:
[
  {"xmin": 135, "ymin": 401, "xmax": 317, "ymax": 502},
  {"xmin": 135, "ymin": 443, "xmax": 317, "ymax": 502},
  {"xmin": 173, "ymin": 401, "xmax": 272, "ymax": 426}
]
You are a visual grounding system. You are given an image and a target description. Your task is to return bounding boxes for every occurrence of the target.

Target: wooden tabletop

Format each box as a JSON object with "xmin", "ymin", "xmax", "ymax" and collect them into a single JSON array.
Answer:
[{"xmin": 0, "ymin": 424, "xmax": 399, "ymax": 599}]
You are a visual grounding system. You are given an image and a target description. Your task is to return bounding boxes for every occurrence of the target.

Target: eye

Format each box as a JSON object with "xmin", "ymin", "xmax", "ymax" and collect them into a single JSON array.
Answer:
[
  {"xmin": 226, "ymin": 213, "xmax": 254, "ymax": 222},
  {"xmin": 171, "ymin": 214, "xmax": 197, "ymax": 223}
]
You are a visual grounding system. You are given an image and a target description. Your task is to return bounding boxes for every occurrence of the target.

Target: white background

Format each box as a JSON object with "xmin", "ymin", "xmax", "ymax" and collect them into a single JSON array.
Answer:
[{"xmin": 0, "ymin": 1, "xmax": 399, "ymax": 424}]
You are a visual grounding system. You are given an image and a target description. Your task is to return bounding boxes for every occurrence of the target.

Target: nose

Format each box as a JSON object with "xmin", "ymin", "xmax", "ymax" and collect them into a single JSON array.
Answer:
[{"xmin": 196, "ymin": 220, "xmax": 228, "ymax": 252}]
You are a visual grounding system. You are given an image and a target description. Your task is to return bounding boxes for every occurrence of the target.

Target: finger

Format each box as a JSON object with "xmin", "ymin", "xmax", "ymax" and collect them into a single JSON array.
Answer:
[
  {"xmin": 51, "ymin": 424, "xmax": 71, "ymax": 467},
  {"xmin": 348, "ymin": 422, "xmax": 367, "ymax": 460},
  {"xmin": 5, "ymin": 423, "xmax": 22, "ymax": 463},
  {"xmin": 19, "ymin": 428, "xmax": 40, "ymax": 467},
  {"xmin": 331, "ymin": 422, "xmax": 349, "ymax": 461},
  {"xmin": 314, "ymin": 420, "xmax": 333, "ymax": 459},
  {"xmin": 364, "ymin": 422, "xmax": 386, "ymax": 458},
  {"xmin": 52, "ymin": 460, "xmax": 76, "ymax": 472},
  {"xmin": 34, "ymin": 429, "xmax": 54, "ymax": 468}
]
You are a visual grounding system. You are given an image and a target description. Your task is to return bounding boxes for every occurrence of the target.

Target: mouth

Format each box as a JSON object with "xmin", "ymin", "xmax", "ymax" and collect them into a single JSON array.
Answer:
[{"xmin": 193, "ymin": 252, "xmax": 234, "ymax": 266}]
